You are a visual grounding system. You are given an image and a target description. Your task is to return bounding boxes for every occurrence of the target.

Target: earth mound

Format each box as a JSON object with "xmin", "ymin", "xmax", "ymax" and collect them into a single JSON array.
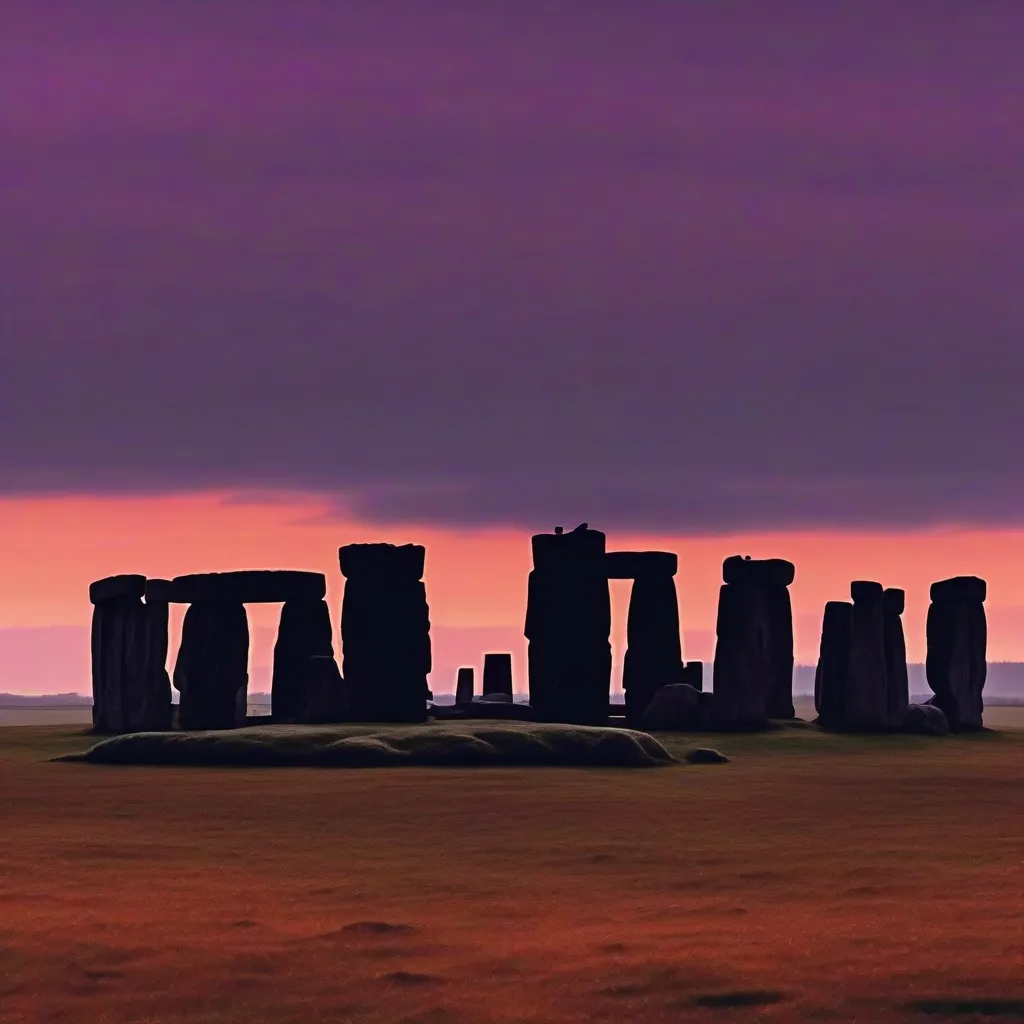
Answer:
[{"xmin": 59, "ymin": 721, "xmax": 676, "ymax": 769}]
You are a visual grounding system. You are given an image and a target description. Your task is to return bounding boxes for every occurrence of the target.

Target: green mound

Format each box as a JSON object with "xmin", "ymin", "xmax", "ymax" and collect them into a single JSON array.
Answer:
[{"xmin": 59, "ymin": 721, "xmax": 676, "ymax": 769}]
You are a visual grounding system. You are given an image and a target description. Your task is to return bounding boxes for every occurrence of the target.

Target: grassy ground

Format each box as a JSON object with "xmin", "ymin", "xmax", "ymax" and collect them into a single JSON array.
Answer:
[{"xmin": 1, "ymin": 709, "xmax": 1022, "ymax": 1023}]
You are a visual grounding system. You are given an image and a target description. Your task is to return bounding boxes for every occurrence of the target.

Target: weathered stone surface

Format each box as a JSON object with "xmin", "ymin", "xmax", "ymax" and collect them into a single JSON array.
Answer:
[
  {"xmin": 846, "ymin": 581, "xmax": 889, "ymax": 731},
  {"xmin": 296, "ymin": 655, "xmax": 348, "ymax": 724},
  {"xmin": 903, "ymin": 702, "xmax": 950, "ymax": 736},
  {"xmin": 526, "ymin": 527, "xmax": 612, "ymax": 726},
  {"xmin": 90, "ymin": 574, "xmax": 147, "ymax": 605},
  {"xmin": 455, "ymin": 667, "xmax": 475, "ymax": 705},
  {"xmin": 482, "ymin": 653, "xmax": 514, "ymax": 698},
  {"xmin": 91, "ymin": 595, "xmax": 172, "ymax": 734},
  {"xmin": 711, "ymin": 583, "xmax": 773, "ymax": 730},
  {"xmin": 926, "ymin": 581, "xmax": 987, "ymax": 732},
  {"xmin": 605, "ymin": 550, "xmax": 677, "ymax": 579},
  {"xmin": 173, "ymin": 601, "xmax": 250, "ymax": 730},
  {"xmin": 143, "ymin": 578, "xmax": 176, "ymax": 604},
  {"xmin": 764, "ymin": 585, "xmax": 795, "ymax": 719},
  {"xmin": 341, "ymin": 547, "xmax": 432, "ymax": 723},
  {"xmin": 271, "ymin": 599, "xmax": 335, "ymax": 722},
  {"xmin": 638, "ymin": 683, "xmax": 701, "ymax": 731},
  {"xmin": 170, "ymin": 570, "xmax": 326, "ymax": 605},
  {"xmin": 339, "ymin": 543, "xmax": 425, "ymax": 581},
  {"xmin": 850, "ymin": 580, "xmax": 884, "ymax": 603},
  {"xmin": 722, "ymin": 556, "xmax": 795, "ymax": 588},
  {"xmin": 622, "ymin": 572, "xmax": 682, "ymax": 725},
  {"xmin": 680, "ymin": 661, "xmax": 703, "ymax": 691},
  {"xmin": 883, "ymin": 587, "xmax": 906, "ymax": 616},
  {"xmin": 930, "ymin": 576, "xmax": 987, "ymax": 605},
  {"xmin": 883, "ymin": 588, "xmax": 910, "ymax": 728},
  {"xmin": 815, "ymin": 601, "xmax": 852, "ymax": 730}
]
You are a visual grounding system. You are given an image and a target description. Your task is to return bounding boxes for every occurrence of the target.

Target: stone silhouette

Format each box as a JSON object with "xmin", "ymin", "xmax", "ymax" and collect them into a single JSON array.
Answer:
[
  {"xmin": 882, "ymin": 588, "xmax": 910, "ymax": 728},
  {"xmin": 482, "ymin": 653, "xmax": 514, "ymax": 700},
  {"xmin": 814, "ymin": 600, "xmax": 852, "ymax": 730},
  {"xmin": 271, "ymin": 598, "xmax": 335, "ymax": 722},
  {"xmin": 174, "ymin": 598, "xmax": 250, "ymax": 730},
  {"xmin": 90, "ymin": 574, "xmax": 172, "ymax": 733},
  {"xmin": 712, "ymin": 556, "xmax": 795, "ymax": 729},
  {"xmin": 638, "ymin": 683, "xmax": 701, "ymax": 731},
  {"xmin": 680, "ymin": 661, "xmax": 703, "ymax": 691},
  {"xmin": 844, "ymin": 581, "xmax": 889, "ymax": 731},
  {"xmin": 526, "ymin": 525, "xmax": 612, "ymax": 726},
  {"xmin": 926, "ymin": 576, "xmax": 987, "ymax": 731},
  {"xmin": 455, "ymin": 666, "xmax": 475, "ymax": 704},
  {"xmin": 614, "ymin": 551, "xmax": 682, "ymax": 727},
  {"xmin": 297, "ymin": 655, "xmax": 348, "ymax": 724},
  {"xmin": 340, "ymin": 543, "xmax": 431, "ymax": 722}
]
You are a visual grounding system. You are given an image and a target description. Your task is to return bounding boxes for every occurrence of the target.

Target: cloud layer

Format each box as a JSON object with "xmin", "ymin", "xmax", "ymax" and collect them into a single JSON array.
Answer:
[{"xmin": 3, "ymin": 3, "xmax": 1023, "ymax": 531}]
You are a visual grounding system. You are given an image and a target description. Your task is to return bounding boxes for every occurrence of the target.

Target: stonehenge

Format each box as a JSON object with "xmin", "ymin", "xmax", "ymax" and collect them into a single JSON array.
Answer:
[
  {"xmin": 526, "ymin": 525, "xmax": 613, "ymax": 726},
  {"xmin": 711, "ymin": 556, "xmax": 795, "ymax": 729},
  {"xmin": 340, "ymin": 543, "xmax": 432, "ymax": 723},
  {"xmin": 90, "ymin": 574, "xmax": 172, "ymax": 733},
  {"xmin": 85, "ymin": 528, "xmax": 990, "ymax": 740},
  {"xmin": 815, "ymin": 582, "xmax": 911, "ymax": 731},
  {"xmin": 926, "ymin": 576, "xmax": 987, "ymax": 731}
]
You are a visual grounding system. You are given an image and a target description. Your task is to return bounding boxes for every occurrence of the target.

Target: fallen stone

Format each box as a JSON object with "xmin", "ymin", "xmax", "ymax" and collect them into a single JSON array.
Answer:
[
  {"xmin": 90, "ymin": 575, "xmax": 147, "ymax": 605},
  {"xmin": 477, "ymin": 693, "xmax": 513, "ymax": 704},
  {"xmin": 637, "ymin": 683, "xmax": 701, "ymax": 731},
  {"xmin": 455, "ymin": 667, "xmax": 475, "ymax": 704},
  {"xmin": 902, "ymin": 702, "xmax": 950, "ymax": 736},
  {"xmin": 339, "ymin": 543, "xmax": 425, "ymax": 581},
  {"xmin": 722, "ymin": 556, "xmax": 795, "ymax": 588},
  {"xmin": 482, "ymin": 653, "xmax": 514, "ymax": 699},
  {"xmin": 930, "ymin": 576, "xmax": 987, "ymax": 604},
  {"xmin": 605, "ymin": 550, "xmax": 678, "ymax": 579},
  {"xmin": 684, "ymin": 747, "xmax": 729, "ymax": 764},
  {"xmin": 170, "ymin": 571, "xmax": 326, "ymax": 605}
]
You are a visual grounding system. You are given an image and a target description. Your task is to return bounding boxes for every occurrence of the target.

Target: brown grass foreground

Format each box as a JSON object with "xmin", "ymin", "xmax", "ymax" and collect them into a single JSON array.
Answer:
[{"xmin": 1, "ymin": 709, "xmax": 1023, "ymax": 1024}]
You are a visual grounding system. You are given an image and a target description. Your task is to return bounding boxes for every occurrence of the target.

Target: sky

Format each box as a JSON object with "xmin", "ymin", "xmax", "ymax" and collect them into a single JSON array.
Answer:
[{"xmin": 2, "ymin": 4, "xmax": 1023, "ymax": 692}]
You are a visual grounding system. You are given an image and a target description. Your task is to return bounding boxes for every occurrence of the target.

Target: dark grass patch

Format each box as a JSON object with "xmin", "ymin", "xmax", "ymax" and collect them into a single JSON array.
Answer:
[
  {"xmin": 56, "ymin": 722, "xmax": 676, "ymax": 769},
  {"xmin": 684, "ymin": 747, "xmax": 730, "ymax": 764},
  {"xmin": 340, "ymin": 922, "xmax": 417, "ymax": 937},
  {"xmin": 905, "ymin": 997, "xmax": 1024, "ymax": 1017},
  {"xmin": 691, "ymin": 989, "xmax": 786, "ymax": 1008},
  {"xmin": 382, "ymin": 971, "xmax": 441, "ymax": 986}
]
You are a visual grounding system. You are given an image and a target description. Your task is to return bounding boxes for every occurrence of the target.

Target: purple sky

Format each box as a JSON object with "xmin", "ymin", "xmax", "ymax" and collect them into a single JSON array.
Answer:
[{"xmin": 3, "ymin": 3, "xmax": 1023, "ymax": 531}]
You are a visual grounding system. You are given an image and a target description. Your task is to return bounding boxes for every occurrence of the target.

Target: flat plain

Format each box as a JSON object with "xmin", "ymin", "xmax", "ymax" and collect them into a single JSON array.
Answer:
[{"xmin": 1, "ymin": 706, "xmax": 1022, "ymax": 1023}]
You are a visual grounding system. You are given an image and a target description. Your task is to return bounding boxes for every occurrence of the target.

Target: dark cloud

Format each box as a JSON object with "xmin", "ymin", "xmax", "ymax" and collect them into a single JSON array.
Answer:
[{"xmin": 2, "ymin": 2, "xmax": 1023, "ymax": 531}]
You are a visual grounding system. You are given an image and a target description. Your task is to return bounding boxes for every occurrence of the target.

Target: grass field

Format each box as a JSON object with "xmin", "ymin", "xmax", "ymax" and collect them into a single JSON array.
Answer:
[{"xmin": 1, "ymin": 707, "xmax": 1023, "ymax": 1023}]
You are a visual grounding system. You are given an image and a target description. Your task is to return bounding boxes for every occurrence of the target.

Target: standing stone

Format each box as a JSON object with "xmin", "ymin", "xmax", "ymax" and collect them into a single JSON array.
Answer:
[
  {"xmin": 340, "ymin": 543, "xmax": 431, "ymax": 723},
  {"xmin": 622, "ymin": 569, "xmax": 682, "ymax": 726},
  {"xmin": 845, "ymin": 581, "xmax": 889, "ymax": 731},
  {"xmin": 883, "ymin": 588, "xmax": 910, "ymax": 729},
  {"xmin": 926, "ymin": 576, "xmax": 987, "ymax": 731},
  {"xmin": 297, "ymin": 655, "xmax": 348, "ymax": 723},
  {"xmin": 711, "ymin": 581, "xmax": 774, "ymax": 729},
  {"xmin": 815, "ymin": 600, "xmax": 853, "ymax": 730},
  {"xmin": 90, "ymin": 575, "xmax": 172, "ymax": 734},
  {"xmin": 713, "ymin": 556, "xmax": 795, "ymax": 726},
  {"xmin": 482, "ymin": 653, "xmax": 514, "ymax": 700},
  {"xmin": 525, "ymin": 525, "xmax": 612, "ymax": 726},
  {"xmin": 455, "ymin": 667, "xmax": 475, "ymax": 705},
  {"xmin": 271, "ymin": 599, "xmax": 335, "ymax": 722},
  {"xmin": 174, "ymin": 600, "xmax": 250, "ymax": 730}
]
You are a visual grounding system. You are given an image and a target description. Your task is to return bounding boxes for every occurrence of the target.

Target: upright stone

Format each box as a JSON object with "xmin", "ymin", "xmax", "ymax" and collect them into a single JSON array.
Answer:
[
  {"xmin": 926, "ymin": 576, "xmax": 987, "ymax": 731},
  {"xmin": 814, "ymin": 601, "xmax": 853, "ymax": 730},
  {"xmin": 681, "ymin": 661, "xmax": 703, "ymax": 691},
  {"xmin": 89, "ymin": 575, "xmax": 172, "ymax": 734},
  {"xmin": 883, "ymin": 588, "xmax": 910, "ymax": 728},
  {"xmin": 844, "ymin": 581, "xmax": 889, "ymax": 731},
  {"xmin": 482, "ymin": 653, "xmax": 514, "ymax": 699},
  {"xmin": 526, "ymin": 524, "xmax": 611, "ymax": 726},
  {"xmin": 711, "ymin": 581, "xmax": 773, "ymax": 729},
  {"xmin": 455, "ymin": 667, "xmax": 475, "ymax": 705},
  {"xmin": 271, "ymin": 599, "xmax": 335, "ymax": 722},
  {"xmin": 174, "ymin": 600, "xmax": 250, "ymax": 730},
  {"xmin": 622, "ymin": 569, "xmax": 682, "ymax": 726},
  {"xmin": 297, "ymin": 655, "xmax": 348, "ymax": 723},
  {"xmin": 339, "ymin": 543, "xmax": 431, "ymax": 723},
  {"xmin": 764, "ymin": 585, "xmax": 795, "ymax": 719}
]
